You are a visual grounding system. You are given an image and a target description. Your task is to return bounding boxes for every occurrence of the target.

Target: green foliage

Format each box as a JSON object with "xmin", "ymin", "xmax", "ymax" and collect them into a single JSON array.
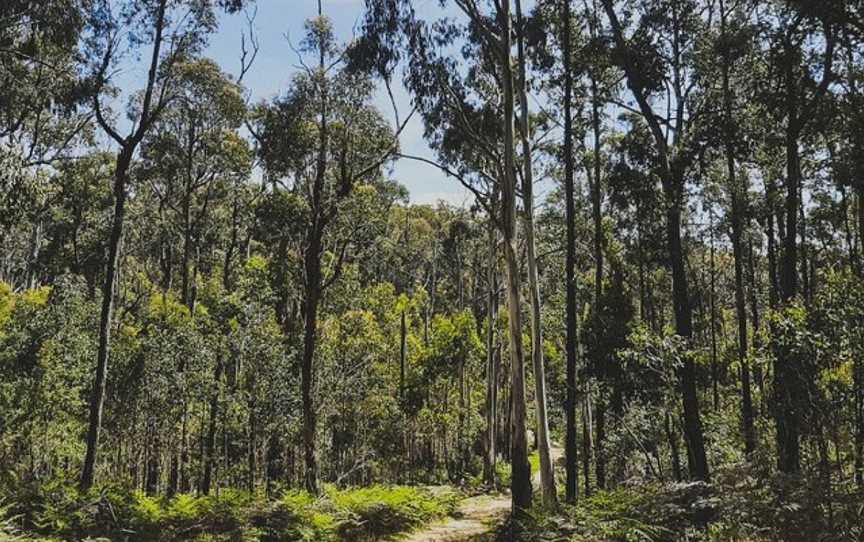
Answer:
[
  {"xmin": 2, "ymin": 483, "xmax": 459, "ymax": 542},
  {"xmin": 329, "ymin": 485, "xmax": 459, "ymax": 540}
]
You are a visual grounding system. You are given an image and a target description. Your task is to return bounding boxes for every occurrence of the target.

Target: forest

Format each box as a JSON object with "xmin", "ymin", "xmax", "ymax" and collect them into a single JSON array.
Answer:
[{"xmin": 1, "ymin": 0, "xmax": 864, "ymax": 540}]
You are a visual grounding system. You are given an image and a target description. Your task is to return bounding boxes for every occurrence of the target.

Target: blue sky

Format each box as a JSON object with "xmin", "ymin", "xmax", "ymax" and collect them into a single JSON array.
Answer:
[{"xmin": 203, "ymin": 0, "xmax": 472, "ymax": 205}]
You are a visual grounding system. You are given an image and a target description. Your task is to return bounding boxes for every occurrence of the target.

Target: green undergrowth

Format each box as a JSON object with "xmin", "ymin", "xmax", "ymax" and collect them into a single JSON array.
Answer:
[
  {"xmin": 1, "ymin": 483, "xmax": 461, "ymax": 541},
  {"xmin": 494, "ymin": 470, "xmax": 864, "ymax": 542}
]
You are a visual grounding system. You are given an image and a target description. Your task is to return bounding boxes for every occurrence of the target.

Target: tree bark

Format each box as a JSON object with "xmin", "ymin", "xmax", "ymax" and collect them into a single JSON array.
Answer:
[
  {"xmin": 668, "ymin": 199, "xmax": 709, "ymax": 480},
  {"xmin": 514, "ymin": 0, "xmax": 557, "ymax": 507},
  {"xmin": 588, "ymin": 17, "xmax": 607, "ymax": 494},
  {"xmin": 857, "ymin": 187, "xmax": 864, "ymax": 487},
  {"xmin": 400, "ymin": 309, "xmax": 407, "ymax": 399},
  {"xmin": 484, "ymin": 221, "xmax": 498, "ymax": 486},
  {"xmin": 562, "ymin": 0, "xmax": 578, "ymax": 505},
  {"xmin": 302, "ymin": 232, "xmax": 322, "ymax": 493},
  {"xmin": 81, "ymin": 147, "xmax": 132, "ymax": 491},
  {"xmin": 709, "ymin": 214, "xmax": 719, "ymax": 411},
  {"xmin": 719, "ymin": 0, "xmax": 755, "ymax": 456},
  {"xmin": 582, "ymin": 384, "xmax": 592, "ymax": 496},
  {"xmin": 202, "ymin": 355, "xmax": 224, "ymax": 495},
  {"xmin": 731, "ymin": 190, "xmax": 756, "ymax": 457},
  {"xmin": 600, "ymin": 0, "xmax": 708, "ymax": 481},
  {"xmin": 776, "ymin": 112, "xmax": 802, "ymax": 474},
  {"xmin": 500, "ymin": 0, "xmax": 532, "ymax": 518}
]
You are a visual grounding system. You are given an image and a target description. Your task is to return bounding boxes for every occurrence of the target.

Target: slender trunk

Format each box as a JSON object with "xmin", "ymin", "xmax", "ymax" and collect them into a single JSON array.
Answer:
[
  {"xmin": 146, "ymin": 425, "xmax": 160, "ymax": 495},
  {"xmin": 589, "ymin": 32, "xmax": 608, "ymax": 496},
  {"xmin": 720, "ymin": 0, "xmax": 755, "ymax": 455},
  {"xmin": 202, "ymin": 356, "xmax": 223, "ymax": 495},
  {"xmin": 81, "ymin": 147, "xmax": 132, "ymax": 491},
  {"xmin": 776, "ymin": 114, "xmax": 802, "ymax": 474},
  {"xmin": 484, "ymin": 222, "xmax": 498, "ymax": 486},
  {"xmin": 26, "ymin": 219, "xmax": 41, "ymax": 289},
  {"xmin": 595, "ymin": 399, "xmax": 606, "ymax": 489},
  {"xmin": 562, "ymin": 0, "xmax": 578, "ymax": 504},
  {"xmin": 709, "ymin": 215, "xmax": 719, "ymax": 411},
  {"xmin": 500, "ymin": 0, "xmax": 532, "ymax": 517},
  {"xmin": 223, "ymin": 195, "xmax": 239, "ymax": 291},
  {"xmin": 582, "ymin": 384, "xmax": 592, "ymax": 496},
  {"xmin": 855, "ymin": 349, "xmax": 863, "ymax": 487},
  {"xmin": 400, "ymin": 309, "xmax": 407, "ymax": 399},
  {"xmin": 458, "ymin": 358, "xmax": 466, "ymax": 472},
  {"xmin": 302, "ymin": 235, "xmax": 322, "ymax": 493},
  {"xmin": 858, "ymin": 188, "xmax": 864, "ymax": 275},
  {"xmin": 181, "ymin": 190, "xmax": 193, "ymax": 307},
  {"xmin": 600, "ymin": 0, "xmax": 707, "ymax": 482},
  {"xmin": 302, "ymin": 0, "xmax": 327, "ymax": 493},
  {"xmin": 515, "ymin": 0, "xmax": 557, "ymax": 507},
  {"xmin": 767, "ymin": 178, "xmax": 780, "ymax": 310},
  {"xmin": 747, "ymin": 240, "xmax": 765, "ymax": 410},
  {"xmin": 668, "ymin": 197, "xmax": 709, "ymax": 481},
  {"xmin": 857, "ymin": 187, "xmax": 864, "ymax": 487},
  {"xmin": 732, "ymin": 192, "xmax": 755, "ymax": 457},
  {"xmin": 665, "ymin": 412, "xmax": 682, "ymax": 482},
  {"xmin": 799, "ymin": 198, "xmax": 811, "ymax": 303},
  {"xmin": 840, "ymin": 185, "xmax": 858, "ymax": 273}
]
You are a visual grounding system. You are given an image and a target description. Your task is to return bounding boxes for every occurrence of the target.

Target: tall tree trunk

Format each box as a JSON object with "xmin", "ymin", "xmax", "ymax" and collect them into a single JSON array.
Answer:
[
  {"xmin": 181, "ymin": 190, "xmax": 193, "ymax": 307},
  {"xmin": 248, "ymin": 394, "xmax": 257, "ymax": 493},
  {"xmin": 720, "ymin": 0, "xmax": 755, "ymax": 456},
  {"xmin": 562, "ymin": 0, "xmax": 579, "ymax": 505},
  {"xmin": 595, "ymin": 399, "xmax": 606, "ymax": 489},
  {"xmin": 146, "ymin": 423, "xmax": 160, "ymax": 495},
  {"xmin": 582, "ymin": 384, "xmax": 592, "ymax": 496},
  {"xmin": 668, "ymin": 198, "xmax": 709, "ymax": 481},
  {"xmin": 857, "ymin": 188, "xmax": 864, "ymax": 487},
  {"xmin": 81, "ymin": 147, "xmax": 132, "ymax": 491},
  {"xmin": 600, "ymin": 0, "xmax": 708, "ymax": 481},
  {"xmin": 26, "ymin": 219, "xmax": 41, "ymax": 289},
  {"xmin": 709, "ymin": 214, "xmax": 719, "ymax": 411},
  {"xmin": 589, "ymin": 48, "xmax": 607, "ymax": 495},
  {"xmin": 302, "ymin": 233, "xmax": 322, "ymax": 494},
  {"xmin": 202, "ymin": 356, "xmax": 224, "ymax": 495},
  {"xmin": 400, "ymin": 309, "xmax": 407, "ymax": 399},
  {"xmin": 302, "ymin": 0, "xmax": 328, "ymax": 494},
  {"xmin": 731, "ymin": 192, "xmax": 755, "ymax": 457},
  {"xmin": 856, "ymin": 342, "xmax": 863, "ymax": 487},
  {"xmin": 484, "ymin": 221, "xmax": 499, "ymax": 486},
  {"xmin": 776, "ymin": 112, "xmax": 802, "ymax": 474},
  {"xmin": 500, "ymin": 0, "xmax": 532, "ymax": 517},
  {"xmin": 665, "ymin": 413, "xmax": 682, "ymax": 482},
  {"xmin": 514, "ymin": 0, "xmax": 557, "ymax": 507},
  {"xmin": 840, "ymin": 185, "xmax": 858, "ymax": 274}
]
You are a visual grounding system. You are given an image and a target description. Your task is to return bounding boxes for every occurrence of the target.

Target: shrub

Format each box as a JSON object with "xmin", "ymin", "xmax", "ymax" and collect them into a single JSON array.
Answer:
[{"xmin": 330, "ymin": 485, "xmax": 459, "ymax": 540}]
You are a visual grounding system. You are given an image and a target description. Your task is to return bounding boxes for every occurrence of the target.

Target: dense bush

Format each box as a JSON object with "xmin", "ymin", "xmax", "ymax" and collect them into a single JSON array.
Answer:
[
  {"xmin": 505, "ymin": 473, "xmax": 864, "ymax": 542},
  {"xmin": 0, "ymin": 483, "xmax": 460, "ymax": 541}
]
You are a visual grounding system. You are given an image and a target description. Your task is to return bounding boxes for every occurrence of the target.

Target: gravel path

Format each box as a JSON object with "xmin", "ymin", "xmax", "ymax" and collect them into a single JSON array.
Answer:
[{"xmin": 401, "ymin": 446, "xmax": 563, "ymax": 542}]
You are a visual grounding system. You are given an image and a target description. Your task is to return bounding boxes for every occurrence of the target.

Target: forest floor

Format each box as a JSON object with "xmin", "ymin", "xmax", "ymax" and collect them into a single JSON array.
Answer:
[{"xmin": 402, "ymin": 445, "xmax": 563, "ymax": 542}]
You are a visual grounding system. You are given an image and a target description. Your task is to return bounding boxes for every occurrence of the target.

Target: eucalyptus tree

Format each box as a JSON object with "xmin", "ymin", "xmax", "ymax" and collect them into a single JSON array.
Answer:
[
  {"xmin": 599, "ymin": 0, "xmax": 710, "ymax": 480},
  {"xmin": 753, "ymin": 0, "xmax": 844, "ymax": 474},
  {"xmin": 692, "ymin": 0, "xmax": 760, "ymax": 458},
  {"xmin": 524, "ymin": 0, "xmax": 587, "ymax": 503},
  {"xmin": 79, "ymin": 0, "xmax": 249, "ymax": 491},
  {"xmin": 138, "ymin": 57, "xmax": 249, "ymax": 495},
  {"xmin": 354, "ymin": 0, "xmax": 542, "ymax": 514},
  {"xmin": 253, "ymin": 10, "xmax": 405, "ymax": 493},
  {"xmin": 578, "ymin": 0, "xmax": 620, "ymax": 491},
  {"xmin": 139, "ymin": 58, "xmax": 249, "ymax": 310},
  {"xmin": 510, "ymin": 0, "xmax": 559, "ymax": 506},
  {"xmin": 0, "ymin": 0, "xmax": 94, "ymax": 290},
  {"xmin": 833, "ymin": 41, "xmax": 864, "ymax": 487}
]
